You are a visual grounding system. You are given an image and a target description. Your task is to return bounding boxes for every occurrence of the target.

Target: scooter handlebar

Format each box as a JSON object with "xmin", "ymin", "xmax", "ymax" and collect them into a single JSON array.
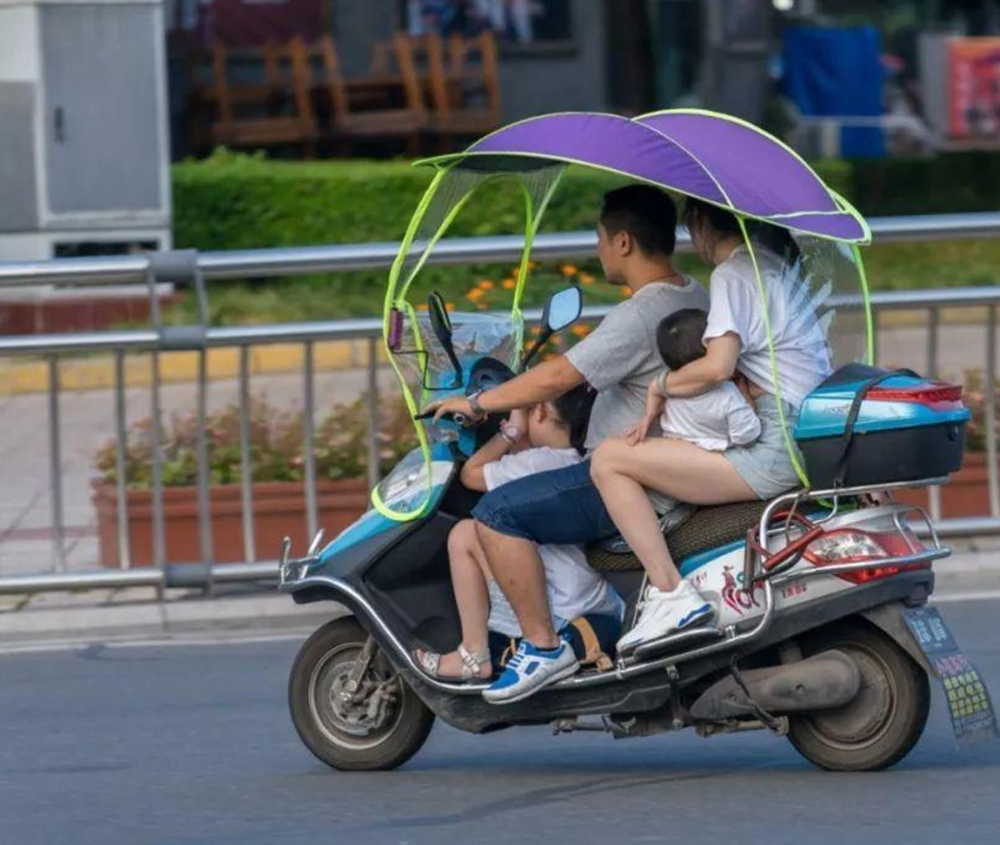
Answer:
[{"xmin": 413, "ymin": 410, "xmax": 470, "ymax": 427}]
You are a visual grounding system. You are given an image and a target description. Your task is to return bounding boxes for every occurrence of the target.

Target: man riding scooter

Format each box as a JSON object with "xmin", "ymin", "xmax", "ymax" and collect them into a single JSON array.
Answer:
[{"xmin": 426, "ymin": 184, "xmax": 709, "ymax": 703}]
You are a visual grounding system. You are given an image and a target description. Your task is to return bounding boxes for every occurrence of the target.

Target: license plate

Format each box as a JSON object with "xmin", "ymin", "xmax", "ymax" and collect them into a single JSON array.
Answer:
[{"xmin": 903, "ymin": 606, "xmax": 999, "ymax": 746}]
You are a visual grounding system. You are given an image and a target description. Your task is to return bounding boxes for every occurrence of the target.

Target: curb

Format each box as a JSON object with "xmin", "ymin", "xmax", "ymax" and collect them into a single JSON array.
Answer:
[
  {"xmin": 0, "ymin": 591, "xmax": 344, "ymax": 645},
  {"xmin": 0, "ymin": 340, "xmax": 390, "ymax": 395}
]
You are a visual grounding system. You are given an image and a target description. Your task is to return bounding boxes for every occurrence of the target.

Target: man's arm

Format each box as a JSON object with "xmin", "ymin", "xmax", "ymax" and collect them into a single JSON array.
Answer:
[{"xmin": 426, "ymin": 355, "xmax": 585, "ymax": 421}]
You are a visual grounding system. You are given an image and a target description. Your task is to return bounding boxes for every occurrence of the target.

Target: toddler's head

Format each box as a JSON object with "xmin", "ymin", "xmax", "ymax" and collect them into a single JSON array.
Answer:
[
  {"xmin": 526, "ymin": 383, "xmax": 596, "ymax": 455},
  {"xmin": 656, "ymin": 308, "xmax": 709, "ymax": 371}
]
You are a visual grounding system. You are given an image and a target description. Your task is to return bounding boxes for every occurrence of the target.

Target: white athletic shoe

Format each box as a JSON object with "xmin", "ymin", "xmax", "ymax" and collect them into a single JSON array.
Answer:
[{"xmin": 616, "ymin": 581, "xmax": 716, "ymax": 653}]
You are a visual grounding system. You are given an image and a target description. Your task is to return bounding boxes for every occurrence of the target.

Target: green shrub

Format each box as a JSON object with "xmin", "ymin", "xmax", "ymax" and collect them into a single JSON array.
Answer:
[
  {"xmin": 94, "ymin": 392, "xmax": 418, "ymax": 488},
  {"xmin": 171, "ymin": 150, "xmax": 1000, "ymax": 322}
]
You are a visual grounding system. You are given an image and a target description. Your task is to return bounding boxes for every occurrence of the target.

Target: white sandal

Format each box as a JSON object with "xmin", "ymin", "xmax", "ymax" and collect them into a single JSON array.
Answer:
[{"xmin": 414, "ymin": 643, "xmax": 491, "ymax": 680}]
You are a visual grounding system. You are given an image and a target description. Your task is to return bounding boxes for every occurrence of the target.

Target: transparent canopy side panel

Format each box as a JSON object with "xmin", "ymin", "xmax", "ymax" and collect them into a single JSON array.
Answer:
[
  {"xmin": 377, "ymin": 160, "xmax": 564, "ymax": 520},
  {"xmin": 739, "ymin": 223, "xmax": 873, "ymax": 486},
  {"xmin": 794, "ymin": 236, "xmax": 871, "ymax": 369},
  {"xmin": 742, "ymin": 224, "xmax": 871, "ymax": 382}
]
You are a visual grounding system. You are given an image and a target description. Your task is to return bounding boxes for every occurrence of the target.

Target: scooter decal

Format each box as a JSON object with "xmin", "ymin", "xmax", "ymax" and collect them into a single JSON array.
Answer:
[
  {"xmin": 903, "ymin": 607, "xmax": 999, "ymax": 746},
  {"xmin": 721, "ymin": 566, "xmax": 762, "ymax": 616}
]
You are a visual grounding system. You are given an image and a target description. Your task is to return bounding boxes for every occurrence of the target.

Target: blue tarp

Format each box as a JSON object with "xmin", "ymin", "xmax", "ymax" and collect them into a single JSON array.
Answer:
[{"xmin": 782, "ymin": 25, "xmax": 885, "ymax": 158}]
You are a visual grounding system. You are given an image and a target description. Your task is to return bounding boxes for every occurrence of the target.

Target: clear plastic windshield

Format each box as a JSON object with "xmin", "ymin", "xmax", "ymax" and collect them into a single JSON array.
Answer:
[
  {"xmin": 739, "ymin": 221, "xmax": 873, "ymax": 486},
  {"xmin": 375, "ymin": 161, "xmax": 565, "ymax": 521},
  {"xmin": 394, "ymin": 309, "xmax": 520, "ymax": 418}
]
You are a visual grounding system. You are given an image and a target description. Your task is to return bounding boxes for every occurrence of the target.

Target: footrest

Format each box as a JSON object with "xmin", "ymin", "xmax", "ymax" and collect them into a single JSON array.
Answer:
[{"xmin": 623, "ymin": 626, "xmax": 725, "ymax": 665}]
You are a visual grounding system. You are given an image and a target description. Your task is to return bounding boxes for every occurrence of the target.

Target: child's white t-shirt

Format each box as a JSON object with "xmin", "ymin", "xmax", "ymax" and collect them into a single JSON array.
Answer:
[
  {"xmin": 483, "ymin": 446, "xmax": 615, "ymax": 637},
  {"xmin": 659, "ymin": 381, "xmax": 762, "ymax": 452}
]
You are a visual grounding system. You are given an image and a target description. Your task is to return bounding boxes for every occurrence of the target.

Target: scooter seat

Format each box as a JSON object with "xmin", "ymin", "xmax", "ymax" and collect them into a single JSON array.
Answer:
[{"xmin": 586, "ymin": 499, "xmax": 773, "ymax": 573}]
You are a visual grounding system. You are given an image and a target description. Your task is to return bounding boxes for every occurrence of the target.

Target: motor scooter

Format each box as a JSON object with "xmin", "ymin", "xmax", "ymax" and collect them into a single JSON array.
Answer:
[{"xmin": 279, "ymin": 110, "xmax": 994, "ymax": 771}]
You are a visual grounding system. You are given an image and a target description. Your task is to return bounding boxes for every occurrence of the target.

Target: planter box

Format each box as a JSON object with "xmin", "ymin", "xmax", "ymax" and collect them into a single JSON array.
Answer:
[
  {"xmin": 893, "ymin": 452, "xmax": 997, "ymax": 518},
  {"xmin": 92, "ymin": 479, "xmax": 369, "ymax": 568}
]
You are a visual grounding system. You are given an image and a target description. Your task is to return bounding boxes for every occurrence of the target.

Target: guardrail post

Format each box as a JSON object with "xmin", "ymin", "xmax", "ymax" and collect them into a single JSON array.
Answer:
[
  {"xmin": 47, "ymin": 356, "xmax": 66, "ymax": 573},
  {"xmin": 926, "ymin": 307, "xmax": 942, "ymax": 521},
  {"xmin": 238, "ymin": 345, "xmax": 257, "ymax": 562},
  {"xmin": 303, "ymin": 340, "xmax": 318, "ymax": 543},
  {"xmin": 986, "ymin": 307, "xmax": 999, "ymax": 518},
  {"xmin": 147, "ymin": 250, "xmax": 213, "ymax": 592},
  {"xmin": 367, "ymin": 336, "xmax": 380, "ymax": 489},
  {"xmin": 113, "ymin": 350, "xmax": 131, "ymax": 570}
]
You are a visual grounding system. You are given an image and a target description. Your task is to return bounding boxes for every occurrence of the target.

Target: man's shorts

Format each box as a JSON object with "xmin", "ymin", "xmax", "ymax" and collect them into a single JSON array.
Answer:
[{"xmin": 471, "ymin": 459, "xmax": 619, "ymax": 545}]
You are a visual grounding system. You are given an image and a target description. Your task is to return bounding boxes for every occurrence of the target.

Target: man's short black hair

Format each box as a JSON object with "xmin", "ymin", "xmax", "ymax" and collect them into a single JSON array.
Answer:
[
  {"xmin": 600, "ymin": 185, "xmax": 677, "ymax": 257},
  {"xmin": 656, "ymin": 309, "xmax": 709, "ymax": 371}
]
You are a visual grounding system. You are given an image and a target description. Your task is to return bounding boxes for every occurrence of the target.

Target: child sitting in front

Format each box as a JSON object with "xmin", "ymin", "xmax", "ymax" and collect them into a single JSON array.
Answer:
[{"xmin": 415, "ymin": 384, "xmax": 624, "ymax": 682}]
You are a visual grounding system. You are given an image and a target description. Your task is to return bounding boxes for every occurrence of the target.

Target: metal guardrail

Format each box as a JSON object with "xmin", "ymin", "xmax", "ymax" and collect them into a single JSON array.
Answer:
[{"xmin": 0, "ymin": 212, "xmax": 998, "ymax": 595}]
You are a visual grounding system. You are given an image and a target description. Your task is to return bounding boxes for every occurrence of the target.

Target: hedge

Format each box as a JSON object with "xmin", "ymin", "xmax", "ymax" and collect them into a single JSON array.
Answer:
[
  {"xmin": 173, "ymin": 150, "xmax": 1000, "ymax": 251},
  {"xmin": 170, "ymin": 150, "xmax": 1000, "ymax": 320}
]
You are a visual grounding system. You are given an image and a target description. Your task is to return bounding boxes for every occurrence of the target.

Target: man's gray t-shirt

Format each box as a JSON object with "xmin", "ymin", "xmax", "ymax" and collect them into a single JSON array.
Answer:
[{"xmin": 565, "ymin": 277, "xmax": 710, "ymax": 447}]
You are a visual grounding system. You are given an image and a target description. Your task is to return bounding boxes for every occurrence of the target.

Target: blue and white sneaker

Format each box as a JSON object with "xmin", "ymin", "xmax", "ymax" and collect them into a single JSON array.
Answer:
[
  {"xmin": 616, "ymin": 580, "xmax": 716, "ymax": 654},
  {"xmin": 482, "ymin": 638, "xmax": 579, "ymax": 705}
]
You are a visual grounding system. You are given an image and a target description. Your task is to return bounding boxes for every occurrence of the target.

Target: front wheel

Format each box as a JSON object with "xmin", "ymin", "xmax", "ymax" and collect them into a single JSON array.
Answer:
[
  {"xmin": 288, "ymin": 616, "xmax": 434, "ymax": 771},
  {"xmin": 787, "ymin": 620, "xmax": 930, "ymax": 772}
]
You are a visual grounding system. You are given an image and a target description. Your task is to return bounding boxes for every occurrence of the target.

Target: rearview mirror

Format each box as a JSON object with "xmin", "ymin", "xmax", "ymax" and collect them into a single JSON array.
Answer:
[
  {"xmin": 427, "ymin": 292, "xmax": 463, "ymax": 387},
  {"xmin": 542, "ymin": 286, "xmax": 582, "ymax": 333},
  {"xmin": 523, "ymin": 286, "xmax": 584, "ymax": 369}
]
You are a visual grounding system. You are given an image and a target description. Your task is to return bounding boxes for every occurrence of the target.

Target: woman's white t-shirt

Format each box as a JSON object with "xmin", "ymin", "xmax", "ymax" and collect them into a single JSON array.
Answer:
[
  {"xmin": 703, "ymin": 245, "xmax": 832, "ymax": 408},
  {"xmin": 482, "ymin": 446, "xmax": 615, "ymax": 636}
]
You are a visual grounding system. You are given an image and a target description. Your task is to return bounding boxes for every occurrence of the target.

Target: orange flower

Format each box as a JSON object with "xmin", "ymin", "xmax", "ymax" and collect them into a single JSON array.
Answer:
[
  {"xmin": 560, "ymin": 264, "xmax": 578, "ymax": 276},
  {"xmin": 466, "ymin": 288, "xmax": 485, "ymax": 301},
  {"xmin": 416, "ymin": 303, "xmax": 429, "ymax": 311},
  {"xmin": 502, "ymin": 278, "xmax": 516, "ymax": 290},
  {"xmin": 621, "ymin": 285, "xmax": 633, "ymax": 297},
  {"xmin": 579, "ymin": 273, "xmax": 595, "ymax": 285},
  {"xmin": 477, "ymin": 280, "xmax": 494, "ymax": 291},
  {"xmin": 445, "ymin": 302, "xmax": 455, "ymax": 312},
  {"xmin": 571, "ymin": 324, "xmax": 590, "ymax": 338}
]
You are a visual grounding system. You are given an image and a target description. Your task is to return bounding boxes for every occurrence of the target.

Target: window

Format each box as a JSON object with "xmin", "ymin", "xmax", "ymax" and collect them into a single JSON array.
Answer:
[{"xmin": 404, "ymin": 0, "xmax": 573, "ymax": 45}]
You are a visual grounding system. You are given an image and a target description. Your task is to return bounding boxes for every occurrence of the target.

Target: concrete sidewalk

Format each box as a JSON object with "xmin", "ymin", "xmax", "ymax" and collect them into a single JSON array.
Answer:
[{"xmin": 0, "ymin": 546, "xmax": 995, "ymax": 647}]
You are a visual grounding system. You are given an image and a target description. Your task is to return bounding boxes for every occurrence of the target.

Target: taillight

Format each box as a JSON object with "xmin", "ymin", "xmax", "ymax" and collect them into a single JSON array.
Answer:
[
  {"xmin": 866, "ymin": 382, "xmax": 963, "ymax": 407},
  {"xmin": 804, "ymin": 528, "xmax": 927, "ymax": 584}
]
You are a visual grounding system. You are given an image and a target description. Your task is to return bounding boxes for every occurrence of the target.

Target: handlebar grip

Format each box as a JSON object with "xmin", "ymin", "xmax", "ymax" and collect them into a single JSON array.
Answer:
[{"xmin": 413, "ymin": 410, "xmax": 469, "ymax": 426}]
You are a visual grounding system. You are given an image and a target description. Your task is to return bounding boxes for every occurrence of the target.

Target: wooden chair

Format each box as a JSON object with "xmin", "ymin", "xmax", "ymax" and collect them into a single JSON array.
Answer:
[
  {"xmin": 208, "ymin": 40, "xmax": 318, "ymax": 157},
  {"xmin": 306, "ymin": 34, "xmax": 428, "ymax": 152},
  {"xmin": 407, "ymin": 31, "xmax": 501, "ymax": 144}
]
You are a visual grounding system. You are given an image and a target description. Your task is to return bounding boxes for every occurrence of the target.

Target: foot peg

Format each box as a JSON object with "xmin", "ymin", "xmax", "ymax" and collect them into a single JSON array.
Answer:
[{"xmin": 620, "ymin": 626, "xmax": 724, "ymax": 665}]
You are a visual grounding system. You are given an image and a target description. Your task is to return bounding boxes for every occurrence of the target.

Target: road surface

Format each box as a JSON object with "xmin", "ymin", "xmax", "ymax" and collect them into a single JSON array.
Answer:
[{"xmin": 1, "ymin": 597, "xmax": 999, "ymax": 845}]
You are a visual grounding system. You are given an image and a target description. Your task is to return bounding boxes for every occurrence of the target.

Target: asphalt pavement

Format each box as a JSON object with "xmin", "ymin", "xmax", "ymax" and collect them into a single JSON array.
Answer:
[{"xmin": 2, "ymin": 597, "xmax": 999, "ymax": 845}]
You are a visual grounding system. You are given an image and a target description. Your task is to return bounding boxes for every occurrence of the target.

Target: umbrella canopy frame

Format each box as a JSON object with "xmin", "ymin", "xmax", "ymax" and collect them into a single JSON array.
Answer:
[{"xmin": 374, "ymin": 110, "xmax": 874, "ymax": 520}]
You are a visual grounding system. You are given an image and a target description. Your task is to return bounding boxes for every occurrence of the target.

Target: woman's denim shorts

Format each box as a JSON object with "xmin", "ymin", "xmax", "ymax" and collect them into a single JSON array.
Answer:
[{"xmin": 723, "ymin": 394, "xmax": 803, "ymax": 499}]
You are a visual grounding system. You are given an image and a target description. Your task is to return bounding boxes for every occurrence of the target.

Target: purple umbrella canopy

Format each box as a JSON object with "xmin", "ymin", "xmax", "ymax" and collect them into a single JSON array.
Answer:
[{"xmin": 419, "ymin": 111, "xmax": 869, "ymax": 243}]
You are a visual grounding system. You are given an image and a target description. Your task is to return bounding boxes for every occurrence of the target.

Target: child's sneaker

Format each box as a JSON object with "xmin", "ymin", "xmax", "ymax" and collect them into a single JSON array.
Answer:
[{"xmin": 482, "ymin": 638, "xmax": 579, "ymax": 704}]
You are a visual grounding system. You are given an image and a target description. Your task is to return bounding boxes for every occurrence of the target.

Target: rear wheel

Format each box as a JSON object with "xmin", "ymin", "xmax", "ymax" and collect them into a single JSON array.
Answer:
[
  {"xmin": 787, "ymin": 620, "xmax": 930, "ymax": 772},
  {"xmin": 289, "ymin": 617, "xmax": 434, "ymax": 771}
]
